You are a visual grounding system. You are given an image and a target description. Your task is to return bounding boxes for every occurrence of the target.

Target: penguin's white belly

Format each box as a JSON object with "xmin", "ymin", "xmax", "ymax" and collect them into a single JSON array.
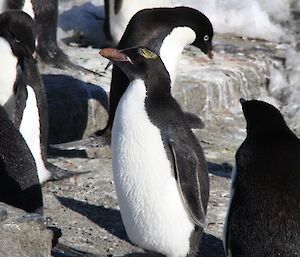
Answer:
[
  {"xmin": 0, "ymin": 38, "xmax": 18, "ymax": 118},
  {"xmin": 20, "ymin": 86, "xmax": 51, "ymax": 184},
  {"xmin": 112, "ymin": 79, "xmax": 194, "ymax": 257}
]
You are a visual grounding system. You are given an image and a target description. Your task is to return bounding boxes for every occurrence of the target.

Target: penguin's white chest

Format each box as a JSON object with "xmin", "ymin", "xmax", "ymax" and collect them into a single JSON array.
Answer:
[
  {"xmin": 112, "ymin": 79, "xmax": 194, "ymax": 257},
  {"xmin": 20, "ymin": 86, "xmax": 50, "ymax": 184},
  {"xmin": 0, "ymin": 37, "xmax": 18, "ymax": 118}
]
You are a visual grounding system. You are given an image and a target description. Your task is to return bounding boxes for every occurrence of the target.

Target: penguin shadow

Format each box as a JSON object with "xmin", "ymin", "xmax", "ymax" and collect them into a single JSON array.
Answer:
[
  {"xmin": 43, "ymin": 74, "xmax": 108, "ymax": 158},
  {"xmin": 207, "ymin": 162, "xmax": 232, "ymax": 178},
  {"xmin": 56, "ymin": 196, "xmax": 129, "ymax": 243},
  {"xmin": 58, "ymin": 2, "xmax": 107, "ymax": 48}
]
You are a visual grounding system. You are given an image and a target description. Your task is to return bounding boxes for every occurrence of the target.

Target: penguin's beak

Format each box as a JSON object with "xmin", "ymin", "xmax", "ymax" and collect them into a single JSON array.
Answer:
[
  {"xmin": 207, "ymin": 49, "xmax": 213, "ymax": 59},
  {"xmin": 99, "ymin": 48, "xmax": 133, "ymax": 64}
]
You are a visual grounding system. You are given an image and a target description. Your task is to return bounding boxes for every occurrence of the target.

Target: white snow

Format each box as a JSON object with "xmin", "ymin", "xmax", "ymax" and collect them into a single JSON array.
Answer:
[{"xmin": 172, "ymin": 0, "xmax": 292, "ymax": 42}]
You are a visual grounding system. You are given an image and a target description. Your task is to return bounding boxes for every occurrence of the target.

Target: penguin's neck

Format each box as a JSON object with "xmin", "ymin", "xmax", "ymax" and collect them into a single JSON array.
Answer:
[
  {"xmin": 160, "ymin": 26, "xmax": 196, "ymax": 87},
  {"xmin": 0, "ymin": 37, "xmax": 18, "ymax": 118}
]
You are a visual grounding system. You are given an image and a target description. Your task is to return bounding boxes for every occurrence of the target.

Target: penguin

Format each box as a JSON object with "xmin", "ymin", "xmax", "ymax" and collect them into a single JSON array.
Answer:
[
  {"xmin": 1, "ymin": 0, "xmax": 81, "ymax": 69},
  {"xmin": 100, "ymin": 46, "xmax": 210, "ymax": 257},
  {"xmin": 0, "ymin": 10, "xmax": 70, "ymax": 184},
  {"xmin": 101, "ymin": 7, "xmax": 213, "ymax": 137},
  {"xmin": 104, "ymin": 0, "xmax": 171, "ymax": 45},
  {"xmin": 223, "ymin": 99, "xmax": 300, "ymax": 257},
  {"xmin": 0, "ymin": 104, "xmax": 43, "ymax": 214}
]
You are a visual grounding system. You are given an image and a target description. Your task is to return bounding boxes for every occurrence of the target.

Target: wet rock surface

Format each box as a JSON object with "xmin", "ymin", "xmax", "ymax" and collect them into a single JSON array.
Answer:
[{"xmin": 0, "ymin": 203, "xmax": 53, "ymax": 257}]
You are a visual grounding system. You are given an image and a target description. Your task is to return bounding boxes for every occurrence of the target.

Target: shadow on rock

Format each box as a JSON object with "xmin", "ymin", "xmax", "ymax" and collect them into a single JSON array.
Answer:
[
  {"xmin": 207, "ymin": 162, "xmax": 232, "ymax": 178},
  {"xmin": 43, "ymin": 74, "xmax": 108, "ymax": 146},
  {"xmin": 199, "ymin": 233, "xmax": 226, "ymax": 257},
  {"xmin": 57, "ymin": 196, "xmax": 129, "ymax": 243}
]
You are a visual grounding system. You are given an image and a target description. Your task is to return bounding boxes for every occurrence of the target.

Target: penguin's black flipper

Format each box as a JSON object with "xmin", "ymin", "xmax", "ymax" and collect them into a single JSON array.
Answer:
[
  {"xmin": 169, "ymin": 140, "xmax": 206, "ymax": 228},
  {"xmin": 45, "ymin": 162, "xmax": 87, "ymax": 182},
  {"xmin": 183, "ymin": 112, "xmax": 205, "ymax": 129}
]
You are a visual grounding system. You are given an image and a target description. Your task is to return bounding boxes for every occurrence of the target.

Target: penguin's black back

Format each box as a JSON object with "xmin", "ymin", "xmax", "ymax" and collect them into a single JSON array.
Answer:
[
  {"xmin": 0, "ymin": 105, "xmax": 43, "ymax": 214},
  {"xmin": 227, "ymin": 101, "xmax": 300, "ymax": 256}
]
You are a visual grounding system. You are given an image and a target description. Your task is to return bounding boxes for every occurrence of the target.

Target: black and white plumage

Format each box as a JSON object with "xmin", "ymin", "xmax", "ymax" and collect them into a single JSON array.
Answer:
[
  {"xmin": 0, "ymin": 105, "xmax": 43, "ymax": 214},
  {"xmin": 0, "ymin": 11, "xmax": 69, "ymax": 183},
  {"xmin": 100, "ymin": 47, "xmax": 209, "ymax": 257},
  {"xmin": 103, "ymin": 7, "xmax": 213, "ymax": 134},
  {"xmin": 224, "ymin": 99, "xmax": 300, "ymax": 257},
  {"xmin": 0, "ymin": 0, "xmax": 77, "ymax": 69},
  {"xmin": 104, "ymin": 0, "xmax": 171, "ymax": 45}
]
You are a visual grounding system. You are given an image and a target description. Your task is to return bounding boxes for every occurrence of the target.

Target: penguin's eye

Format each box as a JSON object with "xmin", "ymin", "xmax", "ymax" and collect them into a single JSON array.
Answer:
[{"xmin": 204, "ymin": 35, "xmax": 209, "ymax": 41}]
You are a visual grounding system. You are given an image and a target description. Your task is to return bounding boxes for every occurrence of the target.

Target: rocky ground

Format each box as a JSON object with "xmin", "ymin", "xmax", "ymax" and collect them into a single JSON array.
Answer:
[{"xmin": 0, "ymin": 1, "xmax": 299, "ymax": 257}]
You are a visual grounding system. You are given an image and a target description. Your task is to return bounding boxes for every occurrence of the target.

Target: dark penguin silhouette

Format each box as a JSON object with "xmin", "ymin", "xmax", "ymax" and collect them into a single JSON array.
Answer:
[
  {"xmin": 0, "ymin": 105, "xmax": 43, "ymax": 214},
  {"xmin": 0, "ymin": 0, "xmax": 83, "ymax": 69},
  {"xmin": 100, "ymin": 46, "xmax": 210, "ymax": 257},
  {"xmin": 102, "ymin": 7, "xmax": 213, "ymax": 136},
  {"xmin": 0, "ymin": 10, "xmax": 70, "ymax": 183},
  {"xmin": 224, "ymin": 99, "xmax": 300, "ymax": 257}
]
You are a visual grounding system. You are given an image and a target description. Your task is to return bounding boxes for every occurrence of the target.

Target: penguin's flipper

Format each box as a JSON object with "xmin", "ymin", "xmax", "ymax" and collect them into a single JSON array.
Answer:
[
  {"xmin": 183, "ymin": 112, "xmax": 205, "ymax": 129},
  {"xmin": 169, "ymin": 140, "xmax": 206, "ymax": 227}
]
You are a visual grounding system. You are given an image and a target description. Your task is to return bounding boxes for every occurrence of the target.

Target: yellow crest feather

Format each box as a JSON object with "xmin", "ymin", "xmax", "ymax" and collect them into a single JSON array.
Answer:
[{"xmin": 138, "ymin": 47, "xmax": 158, "ymax": 59}]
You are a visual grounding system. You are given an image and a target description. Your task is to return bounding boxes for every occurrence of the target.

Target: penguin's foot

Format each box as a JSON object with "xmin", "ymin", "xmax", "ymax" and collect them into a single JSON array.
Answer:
[
  {"xmin": 37, "ymin": 45, "xmax": 103, "ymax": 77},
  {"xmin": 45, "ymin": 162, "xmax": 88, "ymax": 182}
]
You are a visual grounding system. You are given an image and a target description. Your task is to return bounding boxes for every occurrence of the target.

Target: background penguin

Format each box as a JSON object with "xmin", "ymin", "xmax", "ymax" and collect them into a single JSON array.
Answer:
[
  {"xmin": 100, "ymin": 46, "xmax": 210, "ymax": 257},
  {"xmin": 0, "ymin": 0, "xmax": 79, "ymax": 69},
  {"xmin": 104, "ymin": 0, "xmax": 171, "ymax": 45},
  {"xmin": 224, "ymin": 99, "xmax": 300, "ymax": 257},
  {"xmin": 0, "ymin": 10, "xmax": 70, "ymax": 184},
  {"xmin": 102, "ymin": 7, "xmax": 213, "ymax": 137},
  {"xmin": 0, "ymin": 105, "xmax": 43, "ymax": 214}
]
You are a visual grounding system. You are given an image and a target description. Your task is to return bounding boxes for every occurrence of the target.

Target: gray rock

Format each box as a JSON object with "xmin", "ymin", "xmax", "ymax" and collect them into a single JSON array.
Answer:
[{"xmin": 0, "ymin": 203, "xmax": 53, "ymax": 257}]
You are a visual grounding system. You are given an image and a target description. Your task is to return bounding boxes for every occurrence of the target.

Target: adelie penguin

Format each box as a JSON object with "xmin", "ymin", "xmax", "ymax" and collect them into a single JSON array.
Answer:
[
  {"xmin": 0, "ymin": 105, "xmax": 43, "ymax": 214},
  {"xmin": 51, "ymin": 6, "xmax": 213, "ymax": 152},
  {"xmin": 104, "ymin": 0, "xmax": 171, "ymax": 45},
  {"xmin": 0, "ymin": 0, "xmax": 79, "ymax": 69},
  {"xmin": 104, "ymin": 7, "xmax": 213, "ymax": 134},
  {"xmin": 0, "ymin": 10, "xmax": 70, "ymax": 184},
  {"xmin": 224, "ymin": 99, "xmax": 300, "ymax": 257},
  {"xmin": 100, "ymin": 47, "xmax": 210, "ymax": 257}
]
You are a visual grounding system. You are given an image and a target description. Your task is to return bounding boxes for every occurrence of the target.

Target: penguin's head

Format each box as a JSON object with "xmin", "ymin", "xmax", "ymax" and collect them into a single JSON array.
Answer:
[
  {"xmin": 185, "ymin": 8, "xmax": 214, "ymax": 59},
  {"xmin": 122, "ymin": 7, "xmax": 214, "ymax": 59},
  {"xmin": 100, "ymin": 46, "xmax": 169, "ymax": 83},
  {"xmin": 240, "ymin": 98, "xmax": 289, "ymax": 136},
  {"xmin": 0, "ymin": 11, "xmax": 37, "ymax": 59}
]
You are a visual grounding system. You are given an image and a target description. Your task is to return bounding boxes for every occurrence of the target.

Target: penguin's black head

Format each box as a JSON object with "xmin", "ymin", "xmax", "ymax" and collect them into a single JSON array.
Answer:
[
  {"xmin": 0, "ymin": 11, "xmax": 37, "ymax": 59},
  {"xmin": 123, "ymin": 7, "xmax": 214, "ymax": 59},
  {"xmin": 100, "ymin": 46, "xmax": 170, "ymax": 84},
  {"xmin": 240, "ymin": 98, "xmax": 290, "ymax": 137},
  {"xmin": 184, "ymin": 8, "xmax": 214, "ymax": 58}
]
